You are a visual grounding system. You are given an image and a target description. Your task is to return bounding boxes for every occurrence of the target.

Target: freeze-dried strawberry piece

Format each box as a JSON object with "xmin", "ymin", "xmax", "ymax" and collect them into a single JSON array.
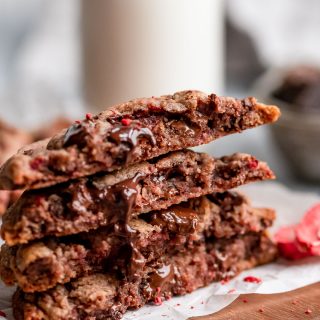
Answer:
[
  {"xmin": 274, "ymin": 225, "xmax": 311, "ymax": 260},
  {"xmin": 121, "ymin": 118, "xmax": 132, "ymax": 126},
  {"xmin": 310, "ymin": 245, "xmax": 320, "ymax": 256},
  {"xmin": 243, "ymin": 276, "xmax": 262, "ymax": 284},
  {"xmin": 296, "ymin": 204, "xmax": 320, "ymax": 255}
]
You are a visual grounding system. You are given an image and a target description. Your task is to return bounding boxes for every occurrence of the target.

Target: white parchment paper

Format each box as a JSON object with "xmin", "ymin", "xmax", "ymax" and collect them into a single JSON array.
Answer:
[{"xmin": 1, "ymin": 182, "xmax": 320, "ymax": 320}]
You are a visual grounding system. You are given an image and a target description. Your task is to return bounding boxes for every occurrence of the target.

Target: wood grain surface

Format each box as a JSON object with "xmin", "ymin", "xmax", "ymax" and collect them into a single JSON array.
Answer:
[{"xmin": 191, "ymin": 282, "xmax": 320, "ymax": 320}]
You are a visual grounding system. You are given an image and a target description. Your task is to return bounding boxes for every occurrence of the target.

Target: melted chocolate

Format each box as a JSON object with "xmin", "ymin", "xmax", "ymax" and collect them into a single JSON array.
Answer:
[
  {"xmin": 169, "ymin": 120, "xmax": 196, "ymax": 137},
  {"xmin": 96, "ymin": 173, "xmax": 147, "ymax": 278},
  {"xmin": 63, "ymin": 124, "xmax": 87, "ymax": 148},
  {"xmin": 110, "ymin": 122, "xmax": 156, "ymax": 163},
  {"xmin": 144, "ymin": 263, "xmax": 175, "ymax": 299},
  {"xmin": 63, "ymin": 121, "xmax": 156, "ymax": 162},
  {"xmin": 148, "ymin": 263, "xmax": 174, "ymax": 293},
  {"xmin": 150, "ymin": 206, "xmax": 199, "ymax": 234},
  {"xmin": 101, "ymin": 173, "xmax": 144, "ymax": 235}
]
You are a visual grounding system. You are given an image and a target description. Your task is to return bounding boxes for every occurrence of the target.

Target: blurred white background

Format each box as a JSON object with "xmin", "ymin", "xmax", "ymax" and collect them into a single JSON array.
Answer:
[{"xmin": 0, "ymin": 0, "xmax": 83, "ymax": 127}]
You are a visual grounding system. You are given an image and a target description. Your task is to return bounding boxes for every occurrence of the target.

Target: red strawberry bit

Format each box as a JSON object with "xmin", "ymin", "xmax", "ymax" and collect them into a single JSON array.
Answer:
[
  {"xmin": 250, "ymin": 224, "xmax": 260, "ymax": 232},
  {"xmin": 0, "ymin": 310, "xmax": 6, "ymax": 317},
  {"xmin": 148, "ymin": 103, "xmax": 161, "ymax": 111},
  {"xmin": 30, "ymin": 158, "xmax": 45, "ymax": 170},
  {"xmin": 121, "ymin": 118, "xmax": 132, "ymax": 126},
  {"xmin": 242, "ymin": 298, "xmax": 248, "ymax": 303},
  {"xmin": 310, "ymin": 245, "xmax": 320, "ymax": 256},
  {"xmin": 258, "ymin": 308, "xmax": 264, "ymax": 313},
  {"xmin": 275, "ymin": 203, "xmax": 320, "ymax": 260},
  {"xmin": 85, "ymin": 113, "xmax": 93, "ymax": 120},
  {"xmin": 228, "ymin": 289, "xmax": 236, "ymax": 294},
  {"xmin": 75, "ymin": 120, "xmax": 81, "ymax": 124},
  {"xmin": 296, "ymin": 204, "xmax": 320, "ymax": 255},
  {"xmin": 220, "ymin": 278, "xmax": 230, "ymax": 285},
  {"xmin": 248, "ymin": 159, "xmax": 259, "ymax": 169},
  {"xmin": 305, "ymin": 308, "xmax": 312, "ymax": 315},
  {"xmin": 243, "ymin": 276, "xmax": 262, "ymax": 284},
  {"xmin": 154, "ymin": 297, "xmax": 162, "ymax": 305},
  {"xmin": 299, "ymin": 204, "xmax": 320, "ymax": 231},
  {"xmin": 274, "ymin": 225, "xmax": 312, "ymax": 260}
]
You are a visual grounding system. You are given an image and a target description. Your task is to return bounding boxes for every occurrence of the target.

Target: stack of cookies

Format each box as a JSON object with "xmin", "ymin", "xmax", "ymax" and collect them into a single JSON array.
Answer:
[{"xmin": 0, "ymin": 91, "xmax": 280, "ymax": 320}]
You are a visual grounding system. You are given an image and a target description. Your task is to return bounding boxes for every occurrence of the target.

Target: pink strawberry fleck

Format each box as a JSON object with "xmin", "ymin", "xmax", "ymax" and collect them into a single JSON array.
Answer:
[{"xmin": 243, "ymin": 276, "xmax": 262, "ymax": 284}]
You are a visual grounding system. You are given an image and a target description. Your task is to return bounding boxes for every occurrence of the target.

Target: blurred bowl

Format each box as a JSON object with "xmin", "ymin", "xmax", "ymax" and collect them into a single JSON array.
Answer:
[{"xmin": 254, "ymin": 67, "xmax": 320, "ymax": 182}]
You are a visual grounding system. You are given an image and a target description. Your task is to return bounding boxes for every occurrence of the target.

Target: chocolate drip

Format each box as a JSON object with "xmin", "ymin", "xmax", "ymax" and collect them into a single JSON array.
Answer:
[
  {"xmin": 150, "ymin": 206, "xmax": 199, "ymax": 234},
  {"xmin": 110, "ymin": 122, "xmax": 156, "ymax": 163},
  {"xmin": 102, "ymin": 173, "xmax": 144, "ymax": 235},
  {"xmin": 97, "ymin": 173, "xmax": 147, "ymax": 278}
]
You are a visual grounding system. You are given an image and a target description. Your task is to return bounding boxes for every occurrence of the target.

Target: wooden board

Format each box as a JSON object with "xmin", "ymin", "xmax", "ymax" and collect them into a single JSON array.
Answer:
[{"xmin": 191, "ymin": 282, "xmax": 320, "ymax": 320}]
